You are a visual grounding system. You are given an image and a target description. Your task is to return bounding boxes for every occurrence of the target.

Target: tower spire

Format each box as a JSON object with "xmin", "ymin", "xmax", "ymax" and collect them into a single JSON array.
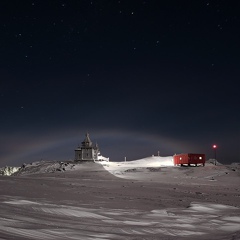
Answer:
[{"xmin": 82, "ymin": 132, "xmax": 92, "ymax": 147}]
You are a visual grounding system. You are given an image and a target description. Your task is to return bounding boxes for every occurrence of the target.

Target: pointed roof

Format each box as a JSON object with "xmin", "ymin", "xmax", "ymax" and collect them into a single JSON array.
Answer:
[
  {"xmin": 81, "ymin": 132, "xmax": 92, "ymax": 147},
  {"xmin": 84, "ymin": 132, "xmax": 91, "ymax": 143}
]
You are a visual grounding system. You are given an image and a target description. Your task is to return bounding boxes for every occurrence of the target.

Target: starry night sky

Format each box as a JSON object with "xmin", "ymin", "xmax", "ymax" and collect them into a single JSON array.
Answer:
[{"xmin": 0, "ymin": 0, "xmax": 239, "ymax": 166}]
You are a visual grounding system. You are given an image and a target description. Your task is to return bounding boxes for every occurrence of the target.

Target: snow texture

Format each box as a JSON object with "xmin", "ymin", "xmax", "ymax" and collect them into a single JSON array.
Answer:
[{"xmin": 0, "ymin": 157, "xmax": 240, "ymax": 239}]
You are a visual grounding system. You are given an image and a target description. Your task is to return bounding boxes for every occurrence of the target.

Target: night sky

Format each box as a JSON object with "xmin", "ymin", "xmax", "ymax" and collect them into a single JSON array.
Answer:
[{"xmin": 0, "ymin": 0, "xmax": 239, "ymax": 167}]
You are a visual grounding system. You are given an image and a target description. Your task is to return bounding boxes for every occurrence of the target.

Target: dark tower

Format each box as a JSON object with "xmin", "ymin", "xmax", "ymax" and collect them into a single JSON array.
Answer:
[{"xmin": 75, "ymin": 133, "xmax": 99, "ymax": 161}]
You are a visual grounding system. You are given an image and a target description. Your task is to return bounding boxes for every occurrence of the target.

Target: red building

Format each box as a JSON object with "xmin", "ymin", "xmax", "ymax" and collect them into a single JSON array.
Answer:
[{"xmin": 173, "ymin": 153, "xmax": 205, "ymax": 167}]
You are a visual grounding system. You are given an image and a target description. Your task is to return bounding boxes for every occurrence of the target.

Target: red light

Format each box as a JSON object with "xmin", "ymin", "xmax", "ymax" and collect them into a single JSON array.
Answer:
[{"xmin": 213, "ymin": 145, "xmax": 217, "ymax": 149}]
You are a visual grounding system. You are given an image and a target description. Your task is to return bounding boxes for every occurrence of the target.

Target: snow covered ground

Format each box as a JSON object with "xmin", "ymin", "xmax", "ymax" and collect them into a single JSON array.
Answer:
[
  {"xmin": 0, "ymin": 158, "xmax": 240, "ymax": 239},
  {"xmin": 100, "ymin": 156, "xmax": 174, "ymax": 178},
  {"xmin": 1, "ymin": 196, "xmax": 240, "ymax": 240}
]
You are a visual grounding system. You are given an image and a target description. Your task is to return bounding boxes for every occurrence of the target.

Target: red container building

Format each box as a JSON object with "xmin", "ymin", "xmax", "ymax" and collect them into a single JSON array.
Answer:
[{"xmin": 173, "ymin": 153, "xmax": 205, "ymax": 167}]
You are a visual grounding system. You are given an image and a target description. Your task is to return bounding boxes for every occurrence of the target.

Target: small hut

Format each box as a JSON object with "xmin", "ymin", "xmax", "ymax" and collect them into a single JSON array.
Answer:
[{"xmin": 173, "ymin": 153, "xmax": 205, "ymax": 167}]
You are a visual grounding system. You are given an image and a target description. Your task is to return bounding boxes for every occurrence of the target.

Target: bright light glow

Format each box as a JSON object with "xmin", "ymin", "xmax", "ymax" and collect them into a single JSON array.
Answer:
[{"xmin": 213, "ymin": 145, "xmax": 217, "ymax": 149}]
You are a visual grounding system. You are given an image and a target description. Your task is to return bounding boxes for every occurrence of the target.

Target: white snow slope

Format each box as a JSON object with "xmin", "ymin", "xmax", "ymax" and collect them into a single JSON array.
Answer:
[{"xmin": 100, "ymin": 156, "xmax": 174, "ymax": 178}]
